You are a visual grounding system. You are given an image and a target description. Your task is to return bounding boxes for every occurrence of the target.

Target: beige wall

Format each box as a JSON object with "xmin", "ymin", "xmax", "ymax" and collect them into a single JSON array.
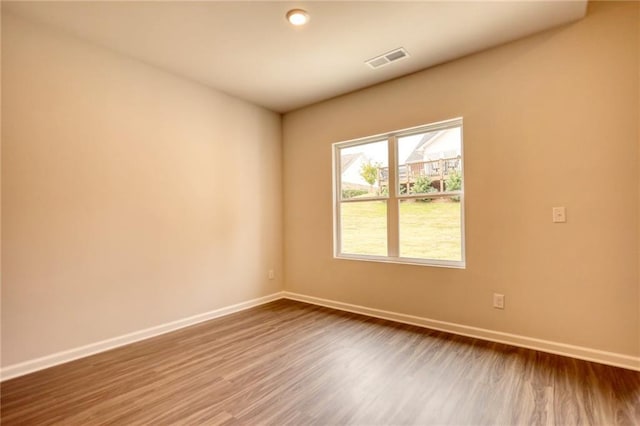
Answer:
[
  {"xmin": 283, "ymin": 1, "xmax": 639, "ymax": 357},
  {"xmin": 637, "ymin": 0, "xmax": 640, "ymax": 360},
  {"xmin": 2, "ymin": 1, "xmax": 638, "ymax": 369},
  {"xmin": 1, "ymin": 13, "xmax": 282, "ymax": 366}
]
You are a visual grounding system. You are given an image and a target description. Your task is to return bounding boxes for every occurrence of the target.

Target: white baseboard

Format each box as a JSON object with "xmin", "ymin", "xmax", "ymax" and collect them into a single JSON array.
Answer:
[
  {"xmin": 3, "ymin": 290, "xmax": 637, "ymax": 381},
  {"xmin": 282, "ymin": 291, "xmax": 640, "ymax": 372},
  {"xmin": 0, "ymin": 292, "xmax": 284, "ymax": 382}
]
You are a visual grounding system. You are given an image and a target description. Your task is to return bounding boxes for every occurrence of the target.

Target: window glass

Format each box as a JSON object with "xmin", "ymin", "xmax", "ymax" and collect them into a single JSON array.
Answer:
[
  {"xmin": 339, "ymin": 140, "xmax": 388, "ymax": 200},
  {"xmin": 340, "ymin": 201, "xmax": 387, "ymax": 256},
  {"xmin": 399, "ymin": 199, "xmax": 462, "ymax": 261},
  {"xmin": 397, "ymin": 127, "xmax": 462, "ymax": 196}
]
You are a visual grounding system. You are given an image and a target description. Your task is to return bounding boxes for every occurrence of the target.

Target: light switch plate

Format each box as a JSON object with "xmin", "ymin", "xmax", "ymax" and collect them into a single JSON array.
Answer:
[
  {"xmin": 493, "ymin": 293, "xmax": 505, "ymax": 309},
  {"xmin": 552, "ymin": 207, "xmax": 566, "ymax": 223}
]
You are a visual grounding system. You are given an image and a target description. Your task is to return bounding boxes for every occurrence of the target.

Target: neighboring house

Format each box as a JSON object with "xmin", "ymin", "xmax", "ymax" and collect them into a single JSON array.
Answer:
[
  {"xmin": 385, "ymin": 128, "xmax": 463, "ymax": 192},
  {"xmin": 342, "ymin": 128, "xmax": 462, "ymax": 193},
  {"xmin": 403, "ymin": 128, "xmax": 461, "ymax": 164},
  {"xmin": 340, "ymin": 152, "xmax": 374, "ymax": 191},
  {"xmin": 404, "ymin": 128, "xmax": 462, "ymax": 192}
]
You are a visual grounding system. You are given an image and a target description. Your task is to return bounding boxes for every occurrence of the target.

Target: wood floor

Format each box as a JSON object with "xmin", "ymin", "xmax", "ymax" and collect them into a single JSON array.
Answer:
[{"xmin": 1, "ymin": 299, "xmax": 639, "ymax": 425}]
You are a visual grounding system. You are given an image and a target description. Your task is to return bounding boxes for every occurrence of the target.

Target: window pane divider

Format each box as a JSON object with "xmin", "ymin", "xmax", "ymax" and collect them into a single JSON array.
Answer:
[
  {"xmin": 397, "ymin": 191, "xmax": 463, "ymax": 200},
  {"xmin": 340, "ymin": 196, "xmax": 388, "ymax": 203},
  {"xmin": 387, "ymin": 136, "xmax": 399, "ymax": 257}
]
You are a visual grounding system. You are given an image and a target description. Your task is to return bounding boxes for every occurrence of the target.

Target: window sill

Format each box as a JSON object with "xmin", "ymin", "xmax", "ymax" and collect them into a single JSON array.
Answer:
[{"xmin": 334, "ymin": 254, "xmax": 466, "ymax": 269}]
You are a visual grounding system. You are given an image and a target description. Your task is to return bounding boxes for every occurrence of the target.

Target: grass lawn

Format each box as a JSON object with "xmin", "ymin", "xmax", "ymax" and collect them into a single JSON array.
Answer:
[{"xmin": 340, "ymin": 200, "xmax": 462, "ymax": 261}]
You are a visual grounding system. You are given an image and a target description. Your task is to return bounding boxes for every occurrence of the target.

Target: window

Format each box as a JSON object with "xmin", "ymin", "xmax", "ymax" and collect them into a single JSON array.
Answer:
[{"xmin": 333, "ymin": 118, "xmax": 465, "ymax": 268}]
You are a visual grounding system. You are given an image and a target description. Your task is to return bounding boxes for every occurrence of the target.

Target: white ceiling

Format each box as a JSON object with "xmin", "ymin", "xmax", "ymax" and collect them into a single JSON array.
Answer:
[{"xmin": 3, "ymin": 1, "xmax": 587, "ymax": 113}]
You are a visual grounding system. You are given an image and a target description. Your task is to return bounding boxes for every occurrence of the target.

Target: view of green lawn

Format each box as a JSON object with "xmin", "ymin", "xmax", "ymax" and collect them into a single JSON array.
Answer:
[{"xmin": 340, "ymin": 200, "xmax": 462, "ymax": 261}]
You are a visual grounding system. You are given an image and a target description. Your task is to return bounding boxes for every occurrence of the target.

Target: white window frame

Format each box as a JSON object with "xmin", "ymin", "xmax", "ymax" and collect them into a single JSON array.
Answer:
[{"xmin": 333, "ymin": 117, "xmax": 465, "ymax": 268}]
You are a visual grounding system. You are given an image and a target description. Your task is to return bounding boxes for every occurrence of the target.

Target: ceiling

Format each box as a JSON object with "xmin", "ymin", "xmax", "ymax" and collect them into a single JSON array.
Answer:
[{"xmin": 3, "ymin": 1, "xmax": 588, "ymax": 113}]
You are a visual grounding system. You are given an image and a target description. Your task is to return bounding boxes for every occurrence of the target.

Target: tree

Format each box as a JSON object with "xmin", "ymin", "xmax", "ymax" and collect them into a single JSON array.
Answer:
[
  {"xmin": 445, "ymin": 171, "xmax": 462, "ymax": 202},
  {"xmin": 412, "ymin": 175, "xmax": 435, "ymax": 195},
  {"xmin": 360, "ymin": 160, "xmax": 380, "ymax": 193}
]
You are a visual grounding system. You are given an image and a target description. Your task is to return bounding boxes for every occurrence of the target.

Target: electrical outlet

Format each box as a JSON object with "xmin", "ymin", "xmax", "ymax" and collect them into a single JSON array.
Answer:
[
  {"xmin": 493, "ymin": 293, "xmax": 505, "ymax": 309},
  {"xmin": 268, "ymin": 270, "xmax": 275, "ymax": 280}
]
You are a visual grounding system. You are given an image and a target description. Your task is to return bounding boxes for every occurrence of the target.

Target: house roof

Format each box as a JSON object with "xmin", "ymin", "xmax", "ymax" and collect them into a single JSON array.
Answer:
[
  {"xmin": 404, "ymin": 131, "xmax": 444, "ymax": 163},
  {"xmin": 341, "ymin": 153, "xmax": 364, "ymax": 171}
]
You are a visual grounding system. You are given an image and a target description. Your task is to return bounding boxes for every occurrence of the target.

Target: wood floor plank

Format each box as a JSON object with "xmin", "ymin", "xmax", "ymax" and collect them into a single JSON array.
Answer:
[{"xmin": 1, "ymin": 299, "xmax": 638, "ymax": 425}]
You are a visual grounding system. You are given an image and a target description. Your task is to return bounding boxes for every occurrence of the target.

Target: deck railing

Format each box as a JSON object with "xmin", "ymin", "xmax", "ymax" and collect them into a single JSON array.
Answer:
[{"xmin": 378, "ymin": 156, "xmax": 461, "ymax": 191}]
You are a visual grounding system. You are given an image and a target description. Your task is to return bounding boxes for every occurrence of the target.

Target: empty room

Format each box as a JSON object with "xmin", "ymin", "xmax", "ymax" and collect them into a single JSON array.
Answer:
[{"xmin": 1, "ymin": 1, "xmax": 639, "ymax": 425}]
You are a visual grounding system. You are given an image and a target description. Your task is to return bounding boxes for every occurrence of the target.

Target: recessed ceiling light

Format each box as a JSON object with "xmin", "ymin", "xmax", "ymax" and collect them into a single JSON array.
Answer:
[{"xmin": 286, "ymin": 9, "xmax": 309, "ymax": 26}]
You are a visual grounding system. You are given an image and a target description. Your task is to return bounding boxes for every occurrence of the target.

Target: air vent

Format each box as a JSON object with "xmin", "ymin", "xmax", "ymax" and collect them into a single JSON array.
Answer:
[{"xmin": 365, "ymin": 47, "xmax": 410, "ymax": 69}]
